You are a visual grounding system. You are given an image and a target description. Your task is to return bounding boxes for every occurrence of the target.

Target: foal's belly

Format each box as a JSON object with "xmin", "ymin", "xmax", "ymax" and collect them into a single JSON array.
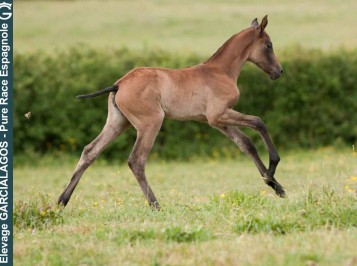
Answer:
[
  {"xmin": 160, "ymin": 89, "xmax": 208, "ymax": 122},
  {"xmin": 162, "ymin": 103, "xmax": 207, "ymax": 122},
  {"xmin": 165, "ymin": 112, "xmax": 207, "ymax": 122}
]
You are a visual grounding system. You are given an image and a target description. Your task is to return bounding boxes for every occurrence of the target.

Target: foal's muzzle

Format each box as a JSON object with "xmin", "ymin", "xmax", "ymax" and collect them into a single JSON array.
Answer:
[{"xmin": 270, "ymin": 66, "xmax": 283, "ymax": 80}]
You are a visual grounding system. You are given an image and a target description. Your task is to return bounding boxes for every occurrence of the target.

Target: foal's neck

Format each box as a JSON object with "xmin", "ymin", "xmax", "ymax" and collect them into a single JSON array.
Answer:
[{"xmin": 204, "ymin": 28, "xmax": 256, "ymax": 80}]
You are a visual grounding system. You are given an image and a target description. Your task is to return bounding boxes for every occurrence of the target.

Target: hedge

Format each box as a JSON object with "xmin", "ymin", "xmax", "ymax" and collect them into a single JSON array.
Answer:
[{"xmin": 14, "ymin": 47, "xmax": 357, "ymax": 161}]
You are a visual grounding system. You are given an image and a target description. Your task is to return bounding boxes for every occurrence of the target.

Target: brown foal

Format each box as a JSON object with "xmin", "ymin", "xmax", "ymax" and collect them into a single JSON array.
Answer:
[{"xmin": 58, "ymin": 16, "xmax": 285, "ymax": 209}]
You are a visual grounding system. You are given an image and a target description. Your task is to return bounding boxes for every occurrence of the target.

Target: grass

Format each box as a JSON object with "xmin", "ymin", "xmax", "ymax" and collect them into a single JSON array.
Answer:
[
  {"xmin": 15, "ymin": 0, "xmax": 357, "ymax": 54},
  {"xmin": 14, "ymin": 148, "xmax": 357, "ymax": 265}
]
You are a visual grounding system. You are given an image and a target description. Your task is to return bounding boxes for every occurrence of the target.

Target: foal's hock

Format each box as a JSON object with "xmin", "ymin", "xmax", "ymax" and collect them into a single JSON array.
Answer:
[{"xmin": 58, "ymin": 16, "xmax": 285, "ymax": 209}]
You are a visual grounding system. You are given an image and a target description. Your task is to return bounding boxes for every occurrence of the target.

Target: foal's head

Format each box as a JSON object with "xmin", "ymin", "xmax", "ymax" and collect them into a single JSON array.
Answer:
[{"xmin": 248, "ymin": 16, "xmax": 283, "ymax": 80}]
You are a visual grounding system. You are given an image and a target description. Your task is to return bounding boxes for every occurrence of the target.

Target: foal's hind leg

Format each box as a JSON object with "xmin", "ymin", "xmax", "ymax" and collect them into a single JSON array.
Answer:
[
  {"xmin": 127, "ymin": 117, "xmax": 163, "ymax": 210},
  {"xmin": 217, "ymin": 126, "xmax": 285, "ymax": 197},
  {"xmin": 58, "ymin": 93, "xmax": 131, "ymax": 206}
]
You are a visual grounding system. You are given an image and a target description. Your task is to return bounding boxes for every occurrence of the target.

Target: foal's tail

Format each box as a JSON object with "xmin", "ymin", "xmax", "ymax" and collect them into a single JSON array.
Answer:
[{"xmin": 76, "ymin": 84, "xmax": 118, "ymax": 99}]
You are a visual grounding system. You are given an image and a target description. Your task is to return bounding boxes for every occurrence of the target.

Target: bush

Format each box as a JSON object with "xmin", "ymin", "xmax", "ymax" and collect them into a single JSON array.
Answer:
[{"xmin": 14, "ymin": 48, "xmax": 357, "ymax": 161}]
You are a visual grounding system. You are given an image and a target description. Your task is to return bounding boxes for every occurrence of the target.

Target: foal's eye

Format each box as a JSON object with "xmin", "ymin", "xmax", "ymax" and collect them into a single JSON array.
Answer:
[{"xmin": 266, "ymin": 43, "xmax": 273, "ymax": 49}]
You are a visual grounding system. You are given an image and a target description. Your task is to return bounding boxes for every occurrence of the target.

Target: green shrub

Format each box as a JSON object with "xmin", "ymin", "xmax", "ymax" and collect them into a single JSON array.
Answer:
[{"xmin": 14, "ymin": 48, "xmax": 357, "ymax": 161}]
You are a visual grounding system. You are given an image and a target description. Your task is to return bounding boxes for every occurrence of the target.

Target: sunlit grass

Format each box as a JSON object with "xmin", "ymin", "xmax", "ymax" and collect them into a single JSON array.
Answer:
[
  {"xmin": 15, "ymin": 0, "xmax": 357, "ymax": 54},
  {"xmin": 14, "ymin": 148, "xmax": 357, "ymax": 265}
]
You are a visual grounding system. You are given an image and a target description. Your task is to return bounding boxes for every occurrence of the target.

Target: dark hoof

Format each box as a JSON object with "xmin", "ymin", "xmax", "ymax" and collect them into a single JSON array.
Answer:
[
  {"xmin": 150, "ymin": 201, "xmax": 161, "ymax": 211},
  {"xmin": 57, "ymin": 192, "xmax": 69, "ymax": 207},
  {"xmin": 274, "ymin": 184, "xmax": 286, "ymax": 198},
  {"xmin": 263, "ymin": 174, "xmax": 286, "ymax": 198}
]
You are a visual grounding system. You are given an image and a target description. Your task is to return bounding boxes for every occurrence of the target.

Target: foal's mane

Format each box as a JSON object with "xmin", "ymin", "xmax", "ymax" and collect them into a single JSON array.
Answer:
[{"xmin": 204, "ymin": 28, "xmax": 252, "ymax": 64}]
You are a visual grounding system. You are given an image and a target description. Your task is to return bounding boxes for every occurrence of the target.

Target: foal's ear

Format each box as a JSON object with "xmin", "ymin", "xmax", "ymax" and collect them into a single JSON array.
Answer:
[
  {"xmin": 259, "ymin": 15, "xmax": 268, "ymax": 35},
  {"xmin": 251, "ymin": 18, "xmax": 259, "ymax": 28}
]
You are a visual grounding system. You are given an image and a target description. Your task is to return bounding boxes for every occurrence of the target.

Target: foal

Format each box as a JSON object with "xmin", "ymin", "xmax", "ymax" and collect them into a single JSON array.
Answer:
[{"xmin": 58, "ymin": 16, "xmax": 285, "ymax": 209}]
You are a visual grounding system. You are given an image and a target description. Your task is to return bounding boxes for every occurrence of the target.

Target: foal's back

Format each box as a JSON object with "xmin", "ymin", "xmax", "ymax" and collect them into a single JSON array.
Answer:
[{"xmin": 115, "ymin": 64, "xmax": 238, "ymax": 122}]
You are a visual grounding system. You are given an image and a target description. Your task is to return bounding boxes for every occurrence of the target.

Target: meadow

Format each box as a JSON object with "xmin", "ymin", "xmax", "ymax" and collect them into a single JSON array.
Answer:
[
  {"xmin": 14, "ymin": 0, "xmax": 357, "ymax": 54},
  {"xmin": 14, "ymin": 1, "xmax": 357, "ymax": 265},
  {"xmin": 14, "ymin": 149, "xmax": 357, "ymax": 265}
]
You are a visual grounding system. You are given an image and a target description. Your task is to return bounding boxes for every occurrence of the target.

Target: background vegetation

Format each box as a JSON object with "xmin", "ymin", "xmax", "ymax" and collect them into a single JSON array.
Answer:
[
  {"xmin": 15, "ymin": 48, "xmax": 357, "ymax": 161},
  {"xmin": 14, "ymin": 1, "xmax": 357, "ymax": 265},
  {"xmin": 14, "ymin": 1, "xmax": 357, "ymax": 162}
]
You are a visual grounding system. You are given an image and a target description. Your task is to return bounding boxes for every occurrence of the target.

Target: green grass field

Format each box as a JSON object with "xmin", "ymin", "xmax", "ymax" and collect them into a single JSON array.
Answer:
[
  {"xmin": 15, "ymin": 0, "xmax": 357, "ymax": 54},
  {"xmin": 14, "ymin": 149, "xmax": 357, "ymax": 265}
]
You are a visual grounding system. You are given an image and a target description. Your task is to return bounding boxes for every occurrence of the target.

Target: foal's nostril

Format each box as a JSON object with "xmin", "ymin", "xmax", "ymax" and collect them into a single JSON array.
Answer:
[{"xmin": 280, "ymin": 68, "xmax": 284, "ymax": 74}]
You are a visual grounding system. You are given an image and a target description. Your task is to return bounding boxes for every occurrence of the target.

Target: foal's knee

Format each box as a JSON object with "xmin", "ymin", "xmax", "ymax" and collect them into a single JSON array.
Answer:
[
  {"xmin": 128, "ymin": 156, "xmax": 145, "ymax": 178},
  {"xmin": 82, "ymin": 144, "xmax": 92, "ymax": 155},
  {"xmin": 251, "ymin": 116, "xmax": 267, "ymax": 133},
  {"xmin": 128, "ymin": 157, "xmax": 138, "ymax": 171},
  {"xmin": 270, "ymin": 154, "xmax": 280, "ymax": 165},
  {"xmin": 81, "ymin": 144, "xmax": 96, "ymax": 165}
]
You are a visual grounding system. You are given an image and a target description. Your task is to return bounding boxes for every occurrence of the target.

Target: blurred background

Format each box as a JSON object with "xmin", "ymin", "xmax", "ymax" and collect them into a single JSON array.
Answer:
[{"xmin": 14, "ymin": 0, "xmax": 357, "ymax": 163}]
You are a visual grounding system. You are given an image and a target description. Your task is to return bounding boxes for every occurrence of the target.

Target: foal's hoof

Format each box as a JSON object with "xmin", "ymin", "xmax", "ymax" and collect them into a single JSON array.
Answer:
[
  {"xmin": 57, "ymin": 192, "xmax": 69, "ymax": 207},
  {"xmin": 150, "ymin": 201, "xmax": 161, "ymax": 211},
  {"xmin": 263, "ymin": 174, "xmax": 286, "ymax": 198},
  {"xmin": 274, "ymin": 185, "xmax": 286, "ymax": 198}
]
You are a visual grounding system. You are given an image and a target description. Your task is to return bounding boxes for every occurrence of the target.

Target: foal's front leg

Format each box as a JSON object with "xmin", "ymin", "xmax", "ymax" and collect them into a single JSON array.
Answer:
[
  {"xmin": 217, "ymin": 126, "xmax": 285, "ymax": 197},
  {"xmin": 217, "ymin": 109, "xmax": 280, "ymax": 174}
]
